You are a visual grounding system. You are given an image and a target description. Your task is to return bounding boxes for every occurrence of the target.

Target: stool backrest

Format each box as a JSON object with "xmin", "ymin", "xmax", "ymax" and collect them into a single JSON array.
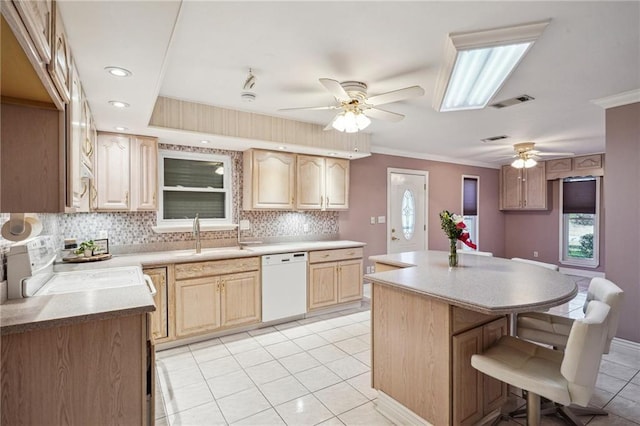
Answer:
[
  {"xmin": 561, "ymin": 300, "xmax": 610, "ymax": 406},
  {"xmin": 463, "ymin": 251, "xmax": 493, "ymax": 256},
  {"xmin": 511, "ymin": 257, "xmax": 559, "ymax": 271},
  {"xmin": 583, "ymin": 277, "xmax": 624, "ymax": 353}
]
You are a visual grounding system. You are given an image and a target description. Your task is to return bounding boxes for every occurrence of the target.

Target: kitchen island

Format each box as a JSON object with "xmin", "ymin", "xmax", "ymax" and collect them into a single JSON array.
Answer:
[{"xmin": 367, "ymin": 250, "xmax": 577, "ymax": 425}]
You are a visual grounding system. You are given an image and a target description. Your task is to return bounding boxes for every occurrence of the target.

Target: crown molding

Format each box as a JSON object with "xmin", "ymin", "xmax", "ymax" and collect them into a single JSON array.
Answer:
[
  {"xmin": 591, "ymin": 89, "xmax": 640, "ymax": 109},
  {"xmin": 370, "ymin": 146, "xmax": 501, "ymax": 169}
]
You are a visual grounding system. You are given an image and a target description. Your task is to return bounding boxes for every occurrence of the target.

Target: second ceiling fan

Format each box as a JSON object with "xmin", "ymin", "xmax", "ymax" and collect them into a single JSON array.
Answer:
[{"xmin": 281, "ymin": 78, "xmax": 425, "ymax": 132}]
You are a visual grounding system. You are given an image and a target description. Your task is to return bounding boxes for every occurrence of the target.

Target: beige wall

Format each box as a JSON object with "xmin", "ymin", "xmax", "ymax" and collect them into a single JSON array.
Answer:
[
  {"xmin": 338, "ymin": 153, "xmax": 505, "ymax": 270},
  {"xmin": 604, "ymin": 102, "xmax": 640, "ymax": 343}
]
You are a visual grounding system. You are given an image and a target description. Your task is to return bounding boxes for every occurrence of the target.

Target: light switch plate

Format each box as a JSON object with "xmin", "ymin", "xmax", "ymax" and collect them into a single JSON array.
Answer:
[
  {"xmin": 239, "ymin": 219, "xmax": 251, "ymax": 230},
  {"xmin": 370, "ymin": 217, "xmax": 376, "ymax": 225},
  {"xmin": 377, "ymin": 216, "xmax": 386, "ymax": 224}
]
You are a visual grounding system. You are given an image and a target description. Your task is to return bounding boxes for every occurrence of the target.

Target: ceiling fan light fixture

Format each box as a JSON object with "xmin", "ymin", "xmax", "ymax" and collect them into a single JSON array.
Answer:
[
  {"xmin": 331, "ymin": 109, "xmax": 371, "ymax": 133},
  {"xmin": 511, "ymin": 154, "xmax": 537, "ymax": 169},
  {"xmin": 511, "ymin": 158, "xmax": 525, "ymax": 168},
  {"xmin": 331, "ymin": 112, "xmax": 347, "ymax": 132},
  {"xmin": 355, "ymin": 112, "xmax": 371, "ymax": 129},
  {"xmin": 433, "ymin": 20, "xmax": 550, "ymax": 112}
]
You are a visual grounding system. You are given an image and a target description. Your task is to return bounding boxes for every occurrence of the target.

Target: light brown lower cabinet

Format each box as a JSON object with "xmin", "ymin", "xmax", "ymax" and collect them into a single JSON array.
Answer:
[
  {"xmin": 175, "ymin": 260, "xmax": 261, "ymax": 338},
  {"xmin": 1, "ymin": 313, "xmax": 152, "ymax": 425},
  {"xmin": 144, "ymin": 266, "xmax": 169, "ymax": 341},
  {"xmin": 452, "ymin": 317, "xmax": 509, "ymax": 425},
  {"xmin": 308, "ymin": 248, "xmax": 363, "ymax": 311}
]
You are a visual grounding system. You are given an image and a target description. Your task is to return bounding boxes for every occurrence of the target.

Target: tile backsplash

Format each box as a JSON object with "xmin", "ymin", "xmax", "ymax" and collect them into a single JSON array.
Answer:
[{"xmin": 0, "ymin": 143, "xmax": 340, "ymax": 279}]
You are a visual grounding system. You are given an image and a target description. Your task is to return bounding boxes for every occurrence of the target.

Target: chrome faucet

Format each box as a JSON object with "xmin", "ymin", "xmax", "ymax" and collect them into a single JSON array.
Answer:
[{"xmin": 193, "ymin": 213, "xmax": 201, "ymax": 254}]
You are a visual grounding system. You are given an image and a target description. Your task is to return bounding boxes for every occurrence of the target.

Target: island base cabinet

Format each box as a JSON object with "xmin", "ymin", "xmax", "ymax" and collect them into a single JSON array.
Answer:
[
  {"xmin": 1, "ymin": 314, "xmax": 150, "ymax": 425},
  {"xmin": 452, "ymin": 327, "xmax": 483, "ymax": 425},
  {"xmin": 372, "ymin": 282, "xmax": 508, "ymax": 426},
  {"xmin": 452, "ymin": 316, "xmax": 509, "ymax": 425}
]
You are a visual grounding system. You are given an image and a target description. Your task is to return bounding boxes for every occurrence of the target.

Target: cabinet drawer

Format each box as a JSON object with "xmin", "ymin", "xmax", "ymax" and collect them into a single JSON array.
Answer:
[
  {"xmin": 175, "ymin": 257, "xmax": 259, "ymax": 280},
  {"xmin": 309, "ymin": 247, "xmax": 363, "ymax": 263},
  {"xmin": 451, "ymin": 306, "xmax": 500, "ymax": 335}
]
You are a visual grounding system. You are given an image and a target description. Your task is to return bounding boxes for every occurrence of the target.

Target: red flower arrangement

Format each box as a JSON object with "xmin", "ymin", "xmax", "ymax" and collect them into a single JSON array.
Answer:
[{"xmin": 439, "ymin": 210, "xmax": 477, "ymax": 250}]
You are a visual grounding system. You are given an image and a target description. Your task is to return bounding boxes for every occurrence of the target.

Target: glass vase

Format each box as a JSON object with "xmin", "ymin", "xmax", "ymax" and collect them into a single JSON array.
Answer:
[{"xmin": 449, "ymin": 238, "xmax": 458, "ymax": 267}]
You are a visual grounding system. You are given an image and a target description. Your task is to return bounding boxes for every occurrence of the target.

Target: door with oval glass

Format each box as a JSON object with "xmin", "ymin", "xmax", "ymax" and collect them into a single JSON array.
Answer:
[{"xmin": 387, "ymin": 169, "xmax": 428, "ymax": 254}]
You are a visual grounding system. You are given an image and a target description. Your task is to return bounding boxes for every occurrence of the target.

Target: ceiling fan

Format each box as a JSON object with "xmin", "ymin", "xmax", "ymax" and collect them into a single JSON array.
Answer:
[
  {"xmin": 508, "ymin": 142, "xmax": 574, "ymax": 168},
  {"xmin": 280, "ymin": 78, "xmax": 425, "ymax": 132}
]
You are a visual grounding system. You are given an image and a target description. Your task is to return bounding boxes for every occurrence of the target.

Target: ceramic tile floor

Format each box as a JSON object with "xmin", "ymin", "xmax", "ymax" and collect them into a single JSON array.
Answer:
[{"xmin": 155, "ymin": 277, "xmax": 640, "ymax": 426}]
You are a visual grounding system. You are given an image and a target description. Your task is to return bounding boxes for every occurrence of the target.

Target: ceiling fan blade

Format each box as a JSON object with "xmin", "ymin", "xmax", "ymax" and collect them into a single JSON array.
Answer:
[
  {"xmin": 278, "ymin": 105, "xmax": 337, "ymax": 111},
  {"xmin": 367, "ymin": 85, "xmax": 425, "ymax": 106},
  {"xmin": 319, "ymin": 78, "xmax": 350, "ymax": 102},
  {"xmin": 533, "ymin": 151, "xmax": 575, "ymax": 157},
  {"xmin": 323, "ymin": 114, "xmax": 339, "ymax": 131},
  {"xmin": 364, "ymin": 107, "xmax": 404, "ymax": 122}
]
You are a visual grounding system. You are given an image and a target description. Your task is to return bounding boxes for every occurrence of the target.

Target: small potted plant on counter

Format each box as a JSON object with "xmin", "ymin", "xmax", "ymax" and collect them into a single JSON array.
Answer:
[{"xmin": 74, "ymin": 240, "xmax": 97, "ymax": 257}]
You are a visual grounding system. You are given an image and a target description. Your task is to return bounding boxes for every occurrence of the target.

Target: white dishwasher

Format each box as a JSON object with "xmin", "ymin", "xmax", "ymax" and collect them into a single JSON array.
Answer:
[{"xmin": 261, "ymin": 252, "xmax": 308, "ymax": 322}]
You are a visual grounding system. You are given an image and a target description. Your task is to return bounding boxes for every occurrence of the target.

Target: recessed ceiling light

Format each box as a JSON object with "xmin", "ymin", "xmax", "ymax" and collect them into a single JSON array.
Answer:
[
  {"xmin": 114, "ymin": 126, "xmax": 128, "ymax": 131},
  {"xmin": 200, "ymin": 140, "xmax": 210, "ymax": 144},
  {"xmin": 109, "ymin": 100, "xmax": 129, "ymax": 108},
  {"xmin": 105, "ymin": 66, "xmax": 132, "ymax": 77}
]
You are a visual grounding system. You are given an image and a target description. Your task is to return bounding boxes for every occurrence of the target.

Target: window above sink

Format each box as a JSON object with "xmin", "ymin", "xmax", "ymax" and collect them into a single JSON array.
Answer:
[{"xmin": 156, "ymin": 150, "xmax": 233, "ymax": 230}]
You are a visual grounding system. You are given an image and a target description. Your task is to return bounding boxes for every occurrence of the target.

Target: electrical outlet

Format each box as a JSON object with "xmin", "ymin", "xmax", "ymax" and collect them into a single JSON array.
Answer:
[
  {"xmin": 533, "ymin": 251, "xmax": 539, "ymax": 258},
  {"xmin": 303, "ymin": 223, "xmax": 309, "ymax": 233},
  {"xmin": 371, "ymin": 265, "xmax": 375, "ymax": 273},
  {"xmin": 365, "ymin": 266, "xmax": 371, "ymax": 274},
  {"xmin": 98, "ymin": 230, "xmax": 108, "ymax": 239}
]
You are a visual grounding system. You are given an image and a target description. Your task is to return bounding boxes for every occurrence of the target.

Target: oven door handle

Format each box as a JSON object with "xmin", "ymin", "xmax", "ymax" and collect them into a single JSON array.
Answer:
[{"xmin": 143, "ymin": 274, "xmax": 157, "ymax": 296}]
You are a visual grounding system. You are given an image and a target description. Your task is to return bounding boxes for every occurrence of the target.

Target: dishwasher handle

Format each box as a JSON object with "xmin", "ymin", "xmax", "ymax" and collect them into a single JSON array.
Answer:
[{"xmin": 143, "ymin": 274, "xmax": 158, "ymax": 296}]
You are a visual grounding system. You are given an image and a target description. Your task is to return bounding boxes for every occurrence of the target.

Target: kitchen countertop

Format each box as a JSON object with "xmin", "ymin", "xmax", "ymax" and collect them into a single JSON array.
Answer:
[
  {"xmin": 53, "ymin": 240, "xmax": 365, "ymax": 271},
  {"xmin": 367, "ymin": 250, "xmax": 577, "ymax": 315},
  {"xmin": 0, "ymin": 285, "xmax": 155, "ymax": 335},
  {"xmin": 1, "ymin": 240, "xmax": 364, "ymax": 335}
]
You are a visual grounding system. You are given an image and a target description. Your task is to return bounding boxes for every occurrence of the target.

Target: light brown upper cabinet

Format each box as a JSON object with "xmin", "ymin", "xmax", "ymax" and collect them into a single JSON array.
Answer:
[
  {"xmin": 12, "ymin": 0, "xmax": 53, "ymax": 64},
  {"xmin": 94, "ymin": 133, "xmax": 158, "ymax": 211},
  {"xmin": 546, "ymin": 154, "xmax": 604, "ymax": 180},
  {"xmin": 296, "ymin": 155, "xmax": 349, "ymax": 210},
  {"xmin": 499, "ymin": 162, "xmax": 547, "ymax": 210},
  {"xmin": 47, "ymin": 3, "xmax": 71, "ymax": 103},
  {"xmin": 67, "ymin": 62, "xmax": 93, "ymax": 212},
  {"xmin": 243, "ymin": 149, "xmax": 296, "ymax": 210},
  {"xmin": 130, "ymin": 137, "xmax": 158, "ymax": 210}
]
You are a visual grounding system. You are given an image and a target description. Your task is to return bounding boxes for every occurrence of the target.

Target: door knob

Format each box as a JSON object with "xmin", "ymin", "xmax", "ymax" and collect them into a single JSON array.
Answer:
[{"xmin": 392, "ymin": 236, "xmax": 399, "ymax": 241}]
